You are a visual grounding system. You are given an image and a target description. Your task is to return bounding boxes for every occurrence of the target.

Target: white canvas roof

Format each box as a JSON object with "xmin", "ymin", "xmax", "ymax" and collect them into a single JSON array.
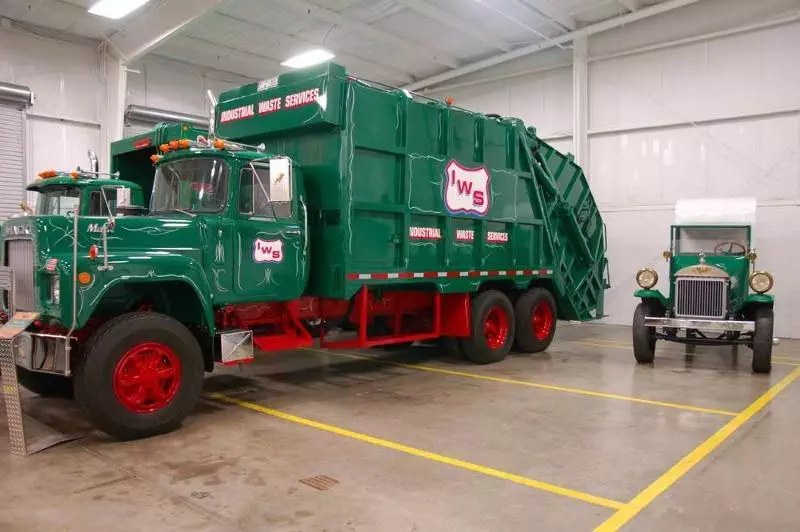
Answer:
[{"xmin": 675, "ymin": 198, "xmax": 757, "ymax": 226}]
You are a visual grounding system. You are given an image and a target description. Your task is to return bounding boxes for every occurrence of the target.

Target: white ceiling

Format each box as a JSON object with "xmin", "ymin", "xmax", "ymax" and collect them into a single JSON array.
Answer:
[{"xmin": 0, "ymin": 0, "xmax": 675, "ymax": 85}]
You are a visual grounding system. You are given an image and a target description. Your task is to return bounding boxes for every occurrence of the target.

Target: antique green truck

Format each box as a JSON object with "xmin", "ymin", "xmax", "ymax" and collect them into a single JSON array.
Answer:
[
  {"xmin": 632, "ymin": 198, "xmax": 774, "ymax": 373},
  {"xmin": 1, "ymin": 63, "xmax": 608, "ymax": 440}
]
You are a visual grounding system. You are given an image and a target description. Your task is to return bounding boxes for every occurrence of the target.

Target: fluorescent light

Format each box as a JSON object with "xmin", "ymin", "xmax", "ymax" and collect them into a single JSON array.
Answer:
[
  {"xmin": 89, "ymin": 0, "xmax": 151, "ymax": 20},
  {"xmin": 281, "ymin": 49, "xmax": 335, "ymax": 69}
]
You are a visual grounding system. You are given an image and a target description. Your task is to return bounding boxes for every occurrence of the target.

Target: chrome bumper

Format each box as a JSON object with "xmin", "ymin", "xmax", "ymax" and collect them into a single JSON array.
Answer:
[
  {"xmin": 12, "ymin": 332, "xmax": 71, "ymax": 376},
  {"xmin": 644, "ymin": 317, "xmax": 755, "ymax": 333}
]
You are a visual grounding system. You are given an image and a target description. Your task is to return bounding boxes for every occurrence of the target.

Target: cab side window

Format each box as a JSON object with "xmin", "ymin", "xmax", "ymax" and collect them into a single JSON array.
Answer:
[
  {"xmin": 88, "ymin": 189, "xmax": 117, "ymax": 216},
  {"xmin": 239, "ymin": 165, "xmax": 291, "ymax": 218}
]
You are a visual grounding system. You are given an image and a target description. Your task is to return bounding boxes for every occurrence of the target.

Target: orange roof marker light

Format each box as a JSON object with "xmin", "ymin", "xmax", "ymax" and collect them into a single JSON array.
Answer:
[
  {"xmin": 168, "ymin": 140, "xmax": 179, "ymax": 150},
  {"xmin": 445, "ymin": 96, "xmax": 454, "ymax": 106},
  {"xmin": 213, "ymin": 139, "xmax": 226, "ymax": 150},
  {"xmin": 38, "ymin": 170, "xmax": 58, "ymax": 179},
  {"xmin": 70, "ymin": 171, "xmax": 80, "ymax": 179},
  {"xmin": 178, "ymin": 139, "xmax": 190, "ymax": 149},
  {"xmin": 150, "ymin": 154, "xmax": 162, "ymax": 163},
  {"xmin": 159, "ymin": 144, "xmax": 171, "ymax": 153}
]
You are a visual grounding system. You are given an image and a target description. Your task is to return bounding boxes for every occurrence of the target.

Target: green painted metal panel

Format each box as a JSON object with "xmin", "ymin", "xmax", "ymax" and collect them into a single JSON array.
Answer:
[{"xmin": 215, "ymin": 63, "xmax": 607, "ymax": 321}]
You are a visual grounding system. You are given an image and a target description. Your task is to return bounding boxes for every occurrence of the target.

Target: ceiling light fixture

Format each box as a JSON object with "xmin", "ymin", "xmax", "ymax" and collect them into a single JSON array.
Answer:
[
  {"xmin": 88, "ymin": 0, "xmax": 151, "ymax": 20},
  {"xmin": 281, "ymin": 49, "xmax": 335, "ymax": 69}
]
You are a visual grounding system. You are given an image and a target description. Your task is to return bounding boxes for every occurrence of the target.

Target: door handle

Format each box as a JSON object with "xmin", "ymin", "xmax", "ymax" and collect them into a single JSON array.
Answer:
[{"xmin": 285, "ymin": 229, "xmax": 301, "ymax": 235}]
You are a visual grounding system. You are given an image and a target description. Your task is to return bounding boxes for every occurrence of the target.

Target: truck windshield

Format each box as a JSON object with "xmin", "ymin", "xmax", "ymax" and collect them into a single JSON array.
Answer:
[
  {"xmin": 150, "ymin": 158, "xmax": 228, "ymax": 214},
  {"xmin": 674, "ymin": 227, "xmax": 749, "ymax": 256},
  {"xmin": 36, "ymin": 187, "xmax": 80, "ymax": 215}
]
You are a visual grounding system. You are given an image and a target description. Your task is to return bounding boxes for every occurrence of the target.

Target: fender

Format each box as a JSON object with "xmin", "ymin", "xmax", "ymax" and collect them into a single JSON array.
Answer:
[
  {"xmin": 634, "ymin": 289, "xmax": 670, "ymax": 310},
  {"xmin": 73, "ymin": 253, "xmax": 217, "ymax": 334}
]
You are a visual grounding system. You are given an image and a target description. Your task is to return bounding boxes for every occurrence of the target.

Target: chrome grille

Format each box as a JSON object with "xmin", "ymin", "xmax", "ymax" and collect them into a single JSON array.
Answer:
[
  {"xmin": 675, "ymin": 277, "xmax": 727, "ymax": 319},
  {"xmin": 5, "ymin": 239, "xmax": 35, "ymax": 311}
]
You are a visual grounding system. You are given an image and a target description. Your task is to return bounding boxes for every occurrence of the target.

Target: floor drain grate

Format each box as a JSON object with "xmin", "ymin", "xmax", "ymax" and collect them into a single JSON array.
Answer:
[{"xmin": 299, "ymin": 475, "xmax": 339, "ymax": 491}]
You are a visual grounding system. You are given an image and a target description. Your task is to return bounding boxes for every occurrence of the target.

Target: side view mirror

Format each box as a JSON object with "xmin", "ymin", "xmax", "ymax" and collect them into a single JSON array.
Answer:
[{"xmin": 662, "ymin": 250, "xmax": 672, "ymax": 261}]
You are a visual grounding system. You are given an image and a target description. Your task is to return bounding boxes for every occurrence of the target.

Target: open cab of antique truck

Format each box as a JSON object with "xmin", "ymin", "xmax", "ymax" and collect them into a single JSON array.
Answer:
[
  {"xmin": 0, "ymin": 63, "xmax": 608, "ymax": 440},
  {"xmin": 632, "ymin": 198, "xmax": 774, "ymax": 373}
]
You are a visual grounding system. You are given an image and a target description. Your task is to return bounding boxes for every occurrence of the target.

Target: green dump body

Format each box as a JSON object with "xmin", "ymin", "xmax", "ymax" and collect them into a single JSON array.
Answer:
[
  {"xmin": 215, "ymin": 64, "xmax": 607, "ymax": 321},
  {"xmin": 110, "ymin": 122, "xmax": 207, "ymax": 206}
]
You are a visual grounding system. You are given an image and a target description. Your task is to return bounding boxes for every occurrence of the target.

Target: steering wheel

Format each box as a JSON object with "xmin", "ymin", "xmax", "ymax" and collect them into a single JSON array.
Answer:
[{"xmin": 713, "ymin": 241, "xmax": 746, "ymax": 255}]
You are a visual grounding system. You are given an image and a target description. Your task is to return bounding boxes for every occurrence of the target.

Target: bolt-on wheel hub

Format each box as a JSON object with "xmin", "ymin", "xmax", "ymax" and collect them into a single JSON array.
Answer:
[
  {"xmin": 532, "ymin": 301, "xmax": 554, "ymax": 340},
  {"xmin": 483, "ymin": 305, "xmax": 510, "ymax": 349},
  {"xmin": 113, "ymin": 342, "xmax": 182, "ymax": 413}
]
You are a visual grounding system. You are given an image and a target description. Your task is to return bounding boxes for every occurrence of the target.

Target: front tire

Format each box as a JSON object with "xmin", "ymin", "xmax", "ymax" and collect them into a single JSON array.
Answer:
[
  {"xmin": 751, "ymin": 307, "xmax": 773, "ymax": 374},
  {"xmin": 74, "ymin": 312, "xmax": 204, "ymax": 440},
  {"xmin": 460, "ymin": 290, "xmax": 515, "ymax": 364},
  {"xmin": 632, "ymin": 302, "xmax": 657, "ymax": 364}
]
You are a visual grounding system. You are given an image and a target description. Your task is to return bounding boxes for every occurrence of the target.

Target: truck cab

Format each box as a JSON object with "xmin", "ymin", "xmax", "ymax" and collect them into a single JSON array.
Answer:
[
  {"xmin": 25, "ymin": 172, "xmax": 145, "ymax": 218},
  {"xmin": 632, "ymin": 198, "xmax": 774, "ymax": 373}
]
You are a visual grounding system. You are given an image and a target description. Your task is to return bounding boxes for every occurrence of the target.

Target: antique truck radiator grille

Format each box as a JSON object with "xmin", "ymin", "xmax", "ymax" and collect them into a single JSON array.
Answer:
[
  {"xmin": 674, "ymin": 277, "xmax": 727, "ymax": 320},
  {"xmin": 5, "ymin": 239, "xmax": 35, "ymax": 311}
]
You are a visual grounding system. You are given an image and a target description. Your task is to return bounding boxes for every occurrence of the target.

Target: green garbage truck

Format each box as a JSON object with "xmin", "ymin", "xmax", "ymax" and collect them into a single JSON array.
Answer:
[{"xmin": 0, "ymin": 63, "xmax": 608, "ymax": 440}]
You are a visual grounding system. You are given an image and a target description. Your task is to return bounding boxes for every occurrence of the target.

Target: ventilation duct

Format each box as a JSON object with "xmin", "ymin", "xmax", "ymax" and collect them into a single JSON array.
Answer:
[
  {"xmin": 0, "ymin": 81, "xmax": 34, "ymax": 107},
  {"xmin": 124, "ymin": 105, "xmax": 206, "ymax": 128}
]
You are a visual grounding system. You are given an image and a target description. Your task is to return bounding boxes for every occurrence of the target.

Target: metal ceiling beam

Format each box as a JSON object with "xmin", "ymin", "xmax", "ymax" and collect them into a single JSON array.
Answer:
[
  {"xmin": 515, "ymin": 0, "xmax": 577, "ymax": 31},
  {"xmin": 106, "ymin": 0, "xmax": 227, "ymax": 64},
  {"xmin": 266, "ymin": 0, "xmax": 461, "ymax": 69},
  {"xmin": 617, "ymin": 0, "xmax": 644, "ymax": 11},
  {"xmin": 406, "ymin": 0, "xmax": 705, "ymax": 91},
  {"xmin": 208, "ymin": 12, "xmax": 415, "ymax": 84},
  {"xmin": 394, "ymin": 0, "xmax": 511, "ymax": 52}
]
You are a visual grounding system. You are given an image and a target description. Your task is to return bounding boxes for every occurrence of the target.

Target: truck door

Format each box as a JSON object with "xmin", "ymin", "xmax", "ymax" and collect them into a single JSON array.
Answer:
[{"xmin": 233, "ymin": 159, "xmax": 305, "ymax": 301}]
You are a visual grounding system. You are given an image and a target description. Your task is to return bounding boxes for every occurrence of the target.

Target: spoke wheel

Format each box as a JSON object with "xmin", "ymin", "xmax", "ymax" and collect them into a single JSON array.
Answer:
[
  {"xmin": 483, "ymin": 305, "xmax": 510, "ymax": 350},
  {"xmin": 532, "ymin": 301, "xmax": 554, "ymax": 341},
  {"xmin": 113, "ymin": 342, "xmax": 182, "ymax": 413}
]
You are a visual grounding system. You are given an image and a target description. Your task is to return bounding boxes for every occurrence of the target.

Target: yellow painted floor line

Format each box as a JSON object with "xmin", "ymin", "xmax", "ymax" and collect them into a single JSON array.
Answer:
[
  {"xmin": 305, "ymin": 348, "xmax": 738, "ymax": 417},
  {"xmin": 209, "ymin": 392, "xmax": 624, "ymax": 511},
  {"xmin": 594, "ymin": 366, "xmax": 800, "ymax": 531}
]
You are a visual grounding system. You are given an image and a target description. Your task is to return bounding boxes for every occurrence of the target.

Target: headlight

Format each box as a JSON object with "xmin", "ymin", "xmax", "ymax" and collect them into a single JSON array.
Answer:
[
  {"xmin": 749, "ymin": 271, "xmax": 773, "ymax": 293},
  {"xmin": 51, "ymin": 276, "xmax": 60, "ymax": 304},
  {"xmin": 636, "ymin": 268, "xmax": 658, "ymax": 289}
]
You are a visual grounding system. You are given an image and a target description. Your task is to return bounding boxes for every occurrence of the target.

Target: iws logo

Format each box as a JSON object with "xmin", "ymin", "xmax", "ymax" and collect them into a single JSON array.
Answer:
[
  {"xmin": 443, "ymin": 160, "xmax": 490, "ymax": 216},
  {"xmin": 253, "ymin": 238, "xmax": 283, "ymax": 263}
]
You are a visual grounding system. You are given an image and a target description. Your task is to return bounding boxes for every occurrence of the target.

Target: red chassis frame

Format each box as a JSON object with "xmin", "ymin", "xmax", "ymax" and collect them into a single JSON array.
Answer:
[{"xmin": 214, "ymin": 286, "xmax": 471, "ymax": 353}]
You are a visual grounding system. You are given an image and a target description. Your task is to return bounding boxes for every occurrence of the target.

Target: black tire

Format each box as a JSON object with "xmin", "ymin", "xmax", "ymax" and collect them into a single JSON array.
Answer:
[
  {"xmin": 751, "ymin": 307, "xmax": 773, "ymax": 374},
  {"xmin": 16, "ymin": 366, "xmax": 73, "ymax": 398},
  {"xmin": 513, "ymin": 288, "xmax": 557, "ymax": 353},
  {"xmin": 460, "ymin": 290, "xmax": 515, "ymax": 364},
  {"xmin": 74, "ymin": 312, "xmax": 204, "ymax": 440},
  {"xmin": 632, "ymin": 302, "xmax": 657, "ymax": 364}
]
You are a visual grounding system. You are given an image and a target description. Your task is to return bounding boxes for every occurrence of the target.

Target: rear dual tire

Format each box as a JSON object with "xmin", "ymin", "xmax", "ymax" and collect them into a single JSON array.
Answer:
[{"xmin": 459, "ymin": 288, "xmax": 557, "ymax": 364}]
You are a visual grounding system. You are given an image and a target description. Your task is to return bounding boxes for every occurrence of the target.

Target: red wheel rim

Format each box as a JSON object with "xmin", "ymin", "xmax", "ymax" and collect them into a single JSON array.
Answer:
[
  {"xmin": 532, "ymin": 301, "xmax": 554, "ymax": 340},
  {"xmin": 483, "ymin": 305, "xmax": 510, "ymax": 350},
  {"xmin": 113, "ymin": 342, "xmax": 182, "ymax": 413}
]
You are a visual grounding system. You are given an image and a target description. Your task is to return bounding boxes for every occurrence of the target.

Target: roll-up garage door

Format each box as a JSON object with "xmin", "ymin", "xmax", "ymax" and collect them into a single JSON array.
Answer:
[{"xmin": 0, "ymin": 104, "xmax": 25, "ymax": 220}]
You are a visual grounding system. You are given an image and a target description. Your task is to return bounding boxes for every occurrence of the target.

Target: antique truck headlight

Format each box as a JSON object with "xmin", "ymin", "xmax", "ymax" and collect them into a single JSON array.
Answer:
[
  {"xmin": 50, "ymin": 275, "xmax": 60, "ymax": 304},
  {"xmin": 749, "ymin": 271, "xmax": 773, "ymax": 294},
  {"xmin": 636, "ymin": 268, "xmax": 658, "ymax": 289}
]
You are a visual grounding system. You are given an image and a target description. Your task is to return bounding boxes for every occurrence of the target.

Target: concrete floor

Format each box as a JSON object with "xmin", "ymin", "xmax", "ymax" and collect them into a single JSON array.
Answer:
[{"xmin": 1, "ymin": 323, "xmax": 799, "ymax": 531}]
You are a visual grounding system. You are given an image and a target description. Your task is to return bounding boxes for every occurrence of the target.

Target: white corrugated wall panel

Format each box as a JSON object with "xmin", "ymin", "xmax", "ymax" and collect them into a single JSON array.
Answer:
[{"xmin": 0, "ymin": 104, "xmax": 25, "ymax": 220}]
